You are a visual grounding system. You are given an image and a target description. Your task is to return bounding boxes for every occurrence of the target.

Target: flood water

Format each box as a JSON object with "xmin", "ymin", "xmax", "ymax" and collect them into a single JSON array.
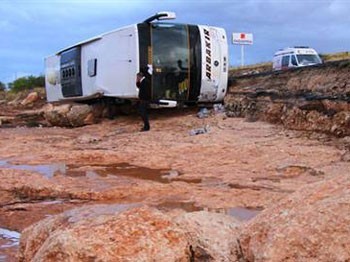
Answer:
[{"xmin": 0, "ymin": 228, "xmax": 20, "ymax": 262}]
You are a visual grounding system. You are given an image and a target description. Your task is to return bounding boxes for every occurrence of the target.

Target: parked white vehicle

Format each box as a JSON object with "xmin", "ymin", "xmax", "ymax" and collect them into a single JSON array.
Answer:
[
  {"xmin": 272, "ymin": 46, "xmax": 322, "ymax": 71},
  {"xmin": 45, "ymin": 11, "xmax": 228, "ymax": 107}
]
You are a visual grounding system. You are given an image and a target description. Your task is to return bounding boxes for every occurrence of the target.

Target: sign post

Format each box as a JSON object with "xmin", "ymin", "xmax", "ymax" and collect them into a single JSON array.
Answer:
[{"xmin": 232, "ymin": 32, "xmax": 253, "ymax": 67}]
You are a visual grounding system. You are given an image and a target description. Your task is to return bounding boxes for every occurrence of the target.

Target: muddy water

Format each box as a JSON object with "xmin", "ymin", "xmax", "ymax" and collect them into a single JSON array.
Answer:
[
  {"xmin": 155, "ymin": 201, "xmax": 203, "ymax": 212},
  {"xmin": 0, "ymin": 228, "xmax": 20, "ymax": 262},
  {"xmin": 154, "ymin": 201, "xmax": 262, "ymax": 221},
  {"xmin": 65, "ymin": 163, "xmax": 181, "ymax": 183},
  {"xmin": 226, "ymin": 207, "xmax": 262, "ymax": 221},
  {"xmin": 0, "ymin": 160, "xmax": 200, "ymax": 184}
]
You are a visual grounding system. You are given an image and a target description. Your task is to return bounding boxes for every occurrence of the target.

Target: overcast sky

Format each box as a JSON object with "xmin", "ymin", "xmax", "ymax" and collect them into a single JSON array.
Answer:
[{"xmin": 1, "ymin": 0, "xmax": 349, "ymax": 83}]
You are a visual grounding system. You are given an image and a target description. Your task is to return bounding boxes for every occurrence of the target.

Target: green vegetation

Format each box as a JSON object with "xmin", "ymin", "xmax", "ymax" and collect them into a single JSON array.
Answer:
[
  {"xmin": 0, "ymin": 81, "xmax": 5, "ymax": 91},
  {"xmin": 8, "ymin": 75, "xmax": 45, "ymax": 93}
]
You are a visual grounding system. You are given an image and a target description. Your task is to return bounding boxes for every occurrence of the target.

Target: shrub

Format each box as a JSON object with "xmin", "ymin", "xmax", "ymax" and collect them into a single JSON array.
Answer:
[
  {"xmin": 0, "ymin": 81, "xmax": 5, "ymax": 92},
  {"xmin": 9, "ymin": 75, "xmax": 45, "ymax": 93}
]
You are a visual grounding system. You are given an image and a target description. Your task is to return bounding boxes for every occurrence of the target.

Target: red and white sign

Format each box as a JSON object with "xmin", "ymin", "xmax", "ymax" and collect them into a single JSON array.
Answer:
[{"xmin": 232, "ymin": 32, "xmax": 253, "ymax": 45}]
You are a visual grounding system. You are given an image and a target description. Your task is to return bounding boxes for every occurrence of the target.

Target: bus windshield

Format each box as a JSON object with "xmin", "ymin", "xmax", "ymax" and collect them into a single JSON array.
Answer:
[
  {"xmin": 137, "ymin": 22, "xmax": 201, "ymax": 102},
  {"xmin": 151, "ymin": 23, "xmax": 190, "ymax": 100}
]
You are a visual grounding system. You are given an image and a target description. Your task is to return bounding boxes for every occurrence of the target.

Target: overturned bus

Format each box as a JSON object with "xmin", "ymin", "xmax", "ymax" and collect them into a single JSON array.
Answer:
[{"xmin": 45, "ymin": 12, "xmax": 228, "ymax": 107}]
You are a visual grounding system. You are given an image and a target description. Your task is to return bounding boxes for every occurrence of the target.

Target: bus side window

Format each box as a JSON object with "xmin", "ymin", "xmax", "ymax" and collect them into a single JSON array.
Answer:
[
  {"xmin": 291, "ymin": 55, "xmax": 298, "ymax": 66},
  {"xmin": 281, "ymin": 55, "xmax": 290, "ymax": 69}
]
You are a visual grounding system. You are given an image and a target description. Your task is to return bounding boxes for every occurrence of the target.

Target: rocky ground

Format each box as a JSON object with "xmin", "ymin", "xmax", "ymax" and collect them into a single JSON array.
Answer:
[
  {"xmin": 0, "ymin": 104, "xmax": 349, "ymax": 261},
  {"xmin": 225, "ymin": 59, "xmax": 350, "ymax": 138},
  {"xmin": 0, "ymin": 60, "xmax": 349, "ymax": 261}
]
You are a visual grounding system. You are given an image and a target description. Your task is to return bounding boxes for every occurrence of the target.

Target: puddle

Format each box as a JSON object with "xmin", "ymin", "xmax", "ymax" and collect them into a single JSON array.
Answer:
[
  {"xmin": 65, "ymin": 163, "xmax": 178, "ymax": 183},
  {"xmin": 64, "ymin": 164, "xmax": 202, "ymax": 184},
  {"xmin": 0, "ymin": 160, "xmax": 65, "ymax": 179},
  {"xmin": 0, "ymin": 228, "xmax": 20, "ymax": 249},
  {"xmin": 226, "ymin": 207, "xmax": 262, "ymax": 221},
  {"xmin": 0, "ymin": 228, "xmax": 23, "ymax": 261},
  {"xmin": 155, "ymin": 201, "xmax": 203, "ymax": 213},
  {"xmin": 66, "ymin": 203, "xmax": 141, "ymax": 223},
  {"xmin": 0, "ymin": 159, "xmax": 200, "ymax": 184}
]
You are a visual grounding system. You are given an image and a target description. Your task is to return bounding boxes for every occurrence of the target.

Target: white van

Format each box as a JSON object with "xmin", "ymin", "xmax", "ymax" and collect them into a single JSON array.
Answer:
[{"xmin": 272, "ymin": 46, "xmax": 322, "ymax": 71}]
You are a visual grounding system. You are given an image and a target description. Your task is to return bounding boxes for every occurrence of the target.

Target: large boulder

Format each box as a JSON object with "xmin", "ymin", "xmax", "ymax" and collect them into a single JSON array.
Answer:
[
  {"xmin": 44, "ymin": 103, "xmax": 95, "ymax": 127},
  {"xmin": 19, "ymin": 204, "xmax": 244, "ymax": 262},
  {"xmin": 238, "ymin": 174, "xmax": 350, "ymax": 261},
  {"xmin": 21, "ymin": 92, "xmax": 39, "ymax": 106},
  {"xmin": 19, "ymin": 205, "xmax": 192, "ymax": 261}
]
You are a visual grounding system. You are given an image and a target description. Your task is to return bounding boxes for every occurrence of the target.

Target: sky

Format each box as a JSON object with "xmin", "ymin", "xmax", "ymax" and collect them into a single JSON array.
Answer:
[{"xmin": 1, "ymin": 0, "xmax": 350, "ymax": 84}]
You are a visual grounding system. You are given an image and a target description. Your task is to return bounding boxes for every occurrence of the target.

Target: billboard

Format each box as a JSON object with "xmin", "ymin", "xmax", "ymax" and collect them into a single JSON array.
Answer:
[{"xmin": 232, "ymin": 33, "xmax": 253, "ymax": 45}]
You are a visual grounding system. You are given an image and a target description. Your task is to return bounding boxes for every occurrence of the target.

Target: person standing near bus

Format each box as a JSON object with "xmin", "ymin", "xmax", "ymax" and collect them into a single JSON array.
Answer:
[{"xmin": 136, "ymin": 72, "xmax": 151, "ymax": 131}]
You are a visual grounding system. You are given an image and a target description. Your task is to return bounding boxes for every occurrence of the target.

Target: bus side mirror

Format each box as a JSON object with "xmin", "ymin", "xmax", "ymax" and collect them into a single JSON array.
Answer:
[{"xmin": 157, "ymin": 11, "xmax": 176, "ymax": 20}]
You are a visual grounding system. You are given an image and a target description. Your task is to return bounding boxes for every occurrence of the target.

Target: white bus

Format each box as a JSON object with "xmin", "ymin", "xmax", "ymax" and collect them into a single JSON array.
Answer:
[
  {"xmin": 272, "ymin": 46, "xmax": 322, "ymax": 71},
  {"xmin": 45, "ymin": 12, "xmax": 228, "ymax": 107}
]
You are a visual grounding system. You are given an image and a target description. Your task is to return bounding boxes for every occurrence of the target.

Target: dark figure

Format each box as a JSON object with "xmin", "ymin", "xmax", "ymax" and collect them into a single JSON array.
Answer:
[{"xmin": 136, "ymin": 72, "xmax": 151, "ymax": 131}]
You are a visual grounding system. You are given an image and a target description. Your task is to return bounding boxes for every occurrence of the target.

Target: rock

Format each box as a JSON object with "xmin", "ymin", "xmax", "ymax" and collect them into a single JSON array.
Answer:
[
  {"xmin": 341, "ymin": 151, "xmax": 350, "ymax": 162},
  {"xmin": 239, "ymin": 174, "xmax": 350, "ymax": 261},
  {"xmin": 189, "ymin": 125, "xmax": 210, "ymax": 136},
  {"xmin": 8, "ymin": 95, "xmax": 22, "ymax": 106},
  {"xmin": 0, "ymin": 116, "xmax": 15, "ymax": 125},
  {"xmin": 331, "ymin": 111, "xmax": 350, "ymax": 136},
  {"xmin": 19, "ymin": 205, "xmax": 192, "ymax": 261},
  {"xmin": 19, "ymin": 203, "xmax": 245, "ymax": 262},
  {"xmin": 66, "ymin": 104, "xmax": 93, "ymax": 127},
  {"xmin": 44, "ymin": 104, "xmax": 71, "ymax": 127},
  {"xmin": 264, "ymin": 103, "xmax": 284, "ymax": 123},
  {"xmin": 21, "ymin": 92, "xmax": 39, "ymax": 106},
  {"xmin": 83, "ymin": 112, "xmax": 95, "ymax": 125},
  {"xmin": 76, "ymin": 135, "xmax": 102, "ymax": 144},
  {"xmin": 44, "ymin": 104, "xmax": 95, "ymax": 127},
  {"xmin": 175, "ymin": 211, "xmax": 242, "ymax": 261},
  {"xmin": 197, "ymin": 107, "xmax": 210, "ymax": 119}
]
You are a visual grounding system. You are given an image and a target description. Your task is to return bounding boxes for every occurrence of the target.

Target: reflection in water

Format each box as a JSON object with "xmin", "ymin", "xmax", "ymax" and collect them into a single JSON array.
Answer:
[
  {"xmin": 0, "ymin": 228, "xmax": 20, "ymax": 249},
  {"xmin": 65, "ymin": 203, "xmax": 141, "ymax": 224},
  {"xmin": 0, "ymin": 160, "xmax": 200, "ymax": 184},
  {"xmin": 155, "ymin": 201, "xmax": 203, "ymax": 212},
  {"xmin": 66, "ymin": 163, "xmax": 174, "ymax": 183},
  {"xmin": 226, "ymin": 207, "xmax": 262, "ymax": 221},
  {"xmin": 0, "ymin": 160, "xmax": 65, "ymax": 179}
]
